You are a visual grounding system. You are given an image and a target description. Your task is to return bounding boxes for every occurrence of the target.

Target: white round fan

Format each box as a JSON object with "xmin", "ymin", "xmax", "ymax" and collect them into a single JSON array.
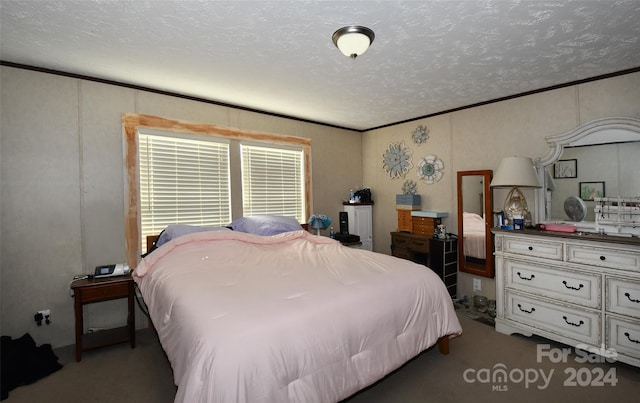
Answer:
[{"xmin": 564, "ymin": 196, "xmax": 587, "ymax": 222}]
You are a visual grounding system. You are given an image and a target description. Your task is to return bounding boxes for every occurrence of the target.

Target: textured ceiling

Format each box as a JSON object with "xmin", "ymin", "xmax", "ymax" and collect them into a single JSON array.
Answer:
[{"xmin": 1, "ymin": 1, "xmax": 640, "ymax": 131}]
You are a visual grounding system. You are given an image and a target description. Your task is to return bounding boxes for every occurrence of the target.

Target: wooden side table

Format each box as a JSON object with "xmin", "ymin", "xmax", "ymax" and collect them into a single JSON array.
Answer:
[
  {"xmin": 390, "ymin": 231, "xmax": 430, "ymax": 265},
  {"xmin": 391, "ymin": 232, "xmax": 458, "ymax": 298},
  {"xmin": 70, "ymin": 275, "xmax": 136, "ymax": 362}
]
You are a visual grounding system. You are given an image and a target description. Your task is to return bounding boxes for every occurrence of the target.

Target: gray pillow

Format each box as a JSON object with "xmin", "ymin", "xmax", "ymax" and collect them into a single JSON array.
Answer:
[
  {"xmin": 156, "ymin": 224, "xmax": 229, "ymax": 247},
  {"xmin": 227, "ymin": 215, "xmax": 302, "ymax": 236}
]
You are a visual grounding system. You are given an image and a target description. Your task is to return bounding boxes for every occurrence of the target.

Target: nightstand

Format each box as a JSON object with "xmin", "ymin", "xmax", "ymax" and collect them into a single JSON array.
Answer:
[{"xmin": 70, "ymin": 275, "xmax": 136, "ymax": 362}]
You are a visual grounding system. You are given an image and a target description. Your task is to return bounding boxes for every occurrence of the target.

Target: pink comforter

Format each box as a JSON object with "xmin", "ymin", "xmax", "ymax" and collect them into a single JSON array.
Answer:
[
  {"xmin": 134, "ymin": 230, "xmax": 462, "ymax": 403},
  {"xmin": 463, "ymin": 212, "xmax": 486, "ymax": 259}
]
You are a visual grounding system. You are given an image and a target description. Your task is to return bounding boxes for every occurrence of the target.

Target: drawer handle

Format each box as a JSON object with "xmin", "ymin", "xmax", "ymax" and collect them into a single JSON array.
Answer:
[
  {"xmin": 413, "ymin": 242, "xmax": 425, "ymax": 246},
  {"xmin": 625, "ymin": 292, "xmax": 640, "ymax": 303},
  {"xmin": 599, "ymin": 255, "xmax": 606, "ymax": 261},
  {"xmin": 562, "ymin": 281, "xmax": 584, "ymax": 291},
  {"xmin": 396, "ymin": 239, "xmax": 407, "ymax": 244},
  {"xmin": 517, "ymin": 304, "xmax": 535, "ymax": 314},
  {"xmin": 563, "ymin": 316, "xmax": 584, "ymax": 327},
  {"xmin": 528, "ymin": 246, "xmax": 533, "ymax": 251},
  {"xmin": 624, "ymin": 332, "xmax": 640, "ymax": 344},
  {"xmin": 516, "ymin": 272, "xmax": 535, "ymax": 281}
]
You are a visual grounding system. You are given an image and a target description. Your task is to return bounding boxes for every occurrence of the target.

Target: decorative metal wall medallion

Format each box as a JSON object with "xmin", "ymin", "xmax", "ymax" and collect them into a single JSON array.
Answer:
[
  {"xmin": 417, "ymin": 154, "xmax": 444, "ymax": 184},
  {"xmin": 402, "ymin": 180, "xmax": 418, "ymax": 195},
  {"xmin": 382, "ymin": 142, "xmax": 413, "ymax": 179},
  {"xmin": 412, "ymin": 125, "xmax": 429, "ymax": 145}
]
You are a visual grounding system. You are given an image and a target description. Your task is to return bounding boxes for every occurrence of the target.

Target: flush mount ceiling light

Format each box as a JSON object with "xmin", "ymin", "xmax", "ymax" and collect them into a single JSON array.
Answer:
[{"xmin": 332, "ymin": 26, "xmax": 375, "ymax": 59}]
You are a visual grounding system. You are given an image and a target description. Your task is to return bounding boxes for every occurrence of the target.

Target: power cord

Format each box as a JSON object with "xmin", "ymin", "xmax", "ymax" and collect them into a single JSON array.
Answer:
[{"xmin": 134, "ymin": 282, "xmax": 151, "ymax": 320}]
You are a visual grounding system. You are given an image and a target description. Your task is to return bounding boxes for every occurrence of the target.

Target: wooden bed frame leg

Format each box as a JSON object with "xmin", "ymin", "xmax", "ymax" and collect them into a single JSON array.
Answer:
[{"xmin": 438, "ymin": 336, "xmax": 450, "ymax": 355}]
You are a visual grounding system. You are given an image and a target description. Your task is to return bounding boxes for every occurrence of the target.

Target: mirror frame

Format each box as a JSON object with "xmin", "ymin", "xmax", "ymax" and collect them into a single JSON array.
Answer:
[
  {"xmin": 457, "ymin": 170, "xmax": 494, "ymax": 278},
  {"xmin": 533, "ymin": 117, "xmax": 640, "ymax": 223}
]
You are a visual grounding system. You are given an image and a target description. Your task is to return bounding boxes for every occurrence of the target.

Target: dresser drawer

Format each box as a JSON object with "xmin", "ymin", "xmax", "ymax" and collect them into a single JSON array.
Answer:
[
  {"xmin": 391, "ymin": 233, "xmax": 411, "ymax": 251},
  {"xmin": 505, "ymin": 259, "xmax": 601, "ymax": 308},
  {"xmin": 411, "ymin": 216, "xmax": 441, "ymax": 237},
  {"xmin": 503, "ymin": 237, "xmax": 563, "ymax": 261},
  {"xmin": 606, "ymin": 276, "xmax": 640, "ymax": 318},
  {"xmin": 606, "ymin": 316, "xmax": 640, "ymax": 360},
  {"xmin": 80, "ymin": 282, "xmax": 130, "ymax": 303},
  {"xmin": 406, "ymin": 237, "xmax": 429, "ymax": 253},
  {"xmin": 390, "ymin": 246, "xmax": 412, "ymax": 260},
  {"xmin": 397, "ymin": 210, "xmax": 413, "ymax": 232},
  {"xmin": 505, "ymin": 292, "xmax": 601, "ymax": 345},
  {"xmin": 567, "ymin": 244, "xmax": 640, "ymax": 272},
  {"xmin": 391, "ymin": 232, "xmax": 430, "ymax": 254}
]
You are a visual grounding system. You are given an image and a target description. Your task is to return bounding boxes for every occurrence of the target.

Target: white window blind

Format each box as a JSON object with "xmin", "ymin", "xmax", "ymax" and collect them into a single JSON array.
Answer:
[
  {"xmin": 138, "ymin": 132, "xmax": 231, "ymax": 251},
  {"xmin": 241, "ymin": 143, "xmax": 305, "ymax": 222}
]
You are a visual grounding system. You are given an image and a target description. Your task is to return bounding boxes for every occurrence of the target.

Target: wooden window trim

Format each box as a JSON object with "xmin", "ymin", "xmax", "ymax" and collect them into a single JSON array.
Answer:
[{"xmin": 122, "ymin": 113, "xmax": 312, "ymax": 269}]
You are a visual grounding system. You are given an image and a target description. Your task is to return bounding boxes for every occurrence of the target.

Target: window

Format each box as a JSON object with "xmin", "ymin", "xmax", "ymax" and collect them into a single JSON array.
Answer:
[
  {"xmin": 138, "ymin": 131, "xmax": 231, "ymax": 248},
  {"xmin": 241, "ymin": 143, "xmax": 305, "ymax": 221},
  {"xmin": 123, "ymin": 113, "xmax": 312, "ymax": 266}
]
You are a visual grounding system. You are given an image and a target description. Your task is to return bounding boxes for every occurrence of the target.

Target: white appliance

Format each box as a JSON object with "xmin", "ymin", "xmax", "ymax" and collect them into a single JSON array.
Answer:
[{"xmin": 94, "ymin": 263, "xmax": 130, "ymax": 279}]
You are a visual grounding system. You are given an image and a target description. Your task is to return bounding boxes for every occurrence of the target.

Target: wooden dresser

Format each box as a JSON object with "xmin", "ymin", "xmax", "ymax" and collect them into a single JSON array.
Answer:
[
  {"xmin": 396, "ymin": 210, "xmax": 444, "ymax": 236},
  {"xmin": 391, "ymin": 232, "xmax": 457, "ymax": 298},
  {"xmin": 493, "ymin": 229, "xmax": 640, "ymax": 367}
]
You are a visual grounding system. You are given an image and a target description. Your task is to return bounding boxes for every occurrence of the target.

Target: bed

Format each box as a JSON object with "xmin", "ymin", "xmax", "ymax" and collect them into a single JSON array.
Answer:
[
  {"xmin": 462, "ymin": 212, "xmax": 486, "ymax": 261},
  {"xmin": 134, "ymin": 217, "xmax": 462, "ymax": 403}
]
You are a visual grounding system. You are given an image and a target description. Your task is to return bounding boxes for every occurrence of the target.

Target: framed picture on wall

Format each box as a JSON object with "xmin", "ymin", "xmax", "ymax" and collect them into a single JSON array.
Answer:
[
  {"xmin": 553, "ymin": 159, "xmax": 577, "ymax": 178},
  {"xmin": 579, "ymin": 181, "xmax": 605, "ymax": 201}
]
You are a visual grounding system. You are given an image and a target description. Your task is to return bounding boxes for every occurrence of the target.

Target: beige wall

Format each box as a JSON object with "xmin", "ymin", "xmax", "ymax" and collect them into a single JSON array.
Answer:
[
  {"xmin": 363, "ymin": 71, "xmax": 640, "ymax": 300},
  {"xmin": 0, "ymin": 66, "xmax": 362, "ymax": 347},
  {"xmin": 1, "ymin": 65, "xmax": 638, "ymax": 348}
]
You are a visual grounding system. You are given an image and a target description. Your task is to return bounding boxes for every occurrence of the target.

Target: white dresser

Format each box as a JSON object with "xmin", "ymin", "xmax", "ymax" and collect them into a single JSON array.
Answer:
[{"xmin": 493, "ymin": 229, "xmax": 640, "ymax": 367}]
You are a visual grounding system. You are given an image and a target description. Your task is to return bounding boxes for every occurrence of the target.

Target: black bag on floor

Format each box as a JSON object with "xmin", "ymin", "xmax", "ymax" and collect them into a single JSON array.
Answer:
[{"xmin": 1, "ymin": 333, "xmax": 63, "ymax": 400}]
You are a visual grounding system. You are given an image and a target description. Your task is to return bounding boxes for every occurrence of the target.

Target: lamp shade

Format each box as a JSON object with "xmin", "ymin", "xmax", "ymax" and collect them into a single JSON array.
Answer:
[
  {"xmin": 332, "ymin": 26, "xmax": 375, "ymax": 58},
  {"xmin": 308, "ymin": 214, "xmax": 331, "ymax": 230},
  {"xmin": 490, "ymin": 156, "xmax": 541, "ymax": 188}
]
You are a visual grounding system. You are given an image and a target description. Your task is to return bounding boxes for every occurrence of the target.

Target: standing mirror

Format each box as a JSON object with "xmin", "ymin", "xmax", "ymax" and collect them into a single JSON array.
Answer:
[{"xmin": 457, "ymin": 170, "xmax": 494, "ymax": 278}]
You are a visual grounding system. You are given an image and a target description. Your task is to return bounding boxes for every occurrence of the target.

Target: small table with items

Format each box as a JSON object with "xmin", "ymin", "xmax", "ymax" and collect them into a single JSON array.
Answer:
[{"xmin": 70, "ymin": 274, "xmax": 136, "ymax": 362}]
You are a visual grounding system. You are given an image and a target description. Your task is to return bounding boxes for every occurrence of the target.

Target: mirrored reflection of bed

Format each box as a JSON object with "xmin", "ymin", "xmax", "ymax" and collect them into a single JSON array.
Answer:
[
  {"xmin": 462, "ymin": 212, "xmax": 486, "ymax": 263},
  {"xmin": 134, "ymin": 216, "xmax": 462, "ymax": 403},
  {"xmin": 457, "ymin": 170, "xmax": 494, "ymax": 278}
]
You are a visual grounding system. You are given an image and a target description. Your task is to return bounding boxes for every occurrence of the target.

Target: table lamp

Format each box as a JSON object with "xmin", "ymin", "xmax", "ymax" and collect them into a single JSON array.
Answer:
[
  {"xmin": 308, "ymin": 214, "xmax": 332, "ymax": 236},
  {"xmin": 490, "ymin": 156, "xmax": 541, "ymax": 222}
]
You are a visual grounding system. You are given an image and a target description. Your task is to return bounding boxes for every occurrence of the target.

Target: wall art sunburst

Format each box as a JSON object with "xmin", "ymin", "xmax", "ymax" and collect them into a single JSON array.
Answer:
[
  {"xmin": 412, "ymin": 125, "xmax": 429, "ymax": 145},
  {"xmin": 382, "ymin": 142, "xmax": 413, "ymax": 179},
  {"xmin": 417, "ymin": 154, "xmax": 444, "ymax": 184}
]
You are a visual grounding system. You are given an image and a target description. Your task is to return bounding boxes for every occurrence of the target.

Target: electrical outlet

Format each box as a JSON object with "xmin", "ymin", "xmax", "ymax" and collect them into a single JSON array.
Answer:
[
  {"xmin": 473, "ymin": 278, "xmax": 481, "ymax": 292},
  {"xmin": 35, "ymin": 309, "xmax": 51, "ymax": 326}
]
